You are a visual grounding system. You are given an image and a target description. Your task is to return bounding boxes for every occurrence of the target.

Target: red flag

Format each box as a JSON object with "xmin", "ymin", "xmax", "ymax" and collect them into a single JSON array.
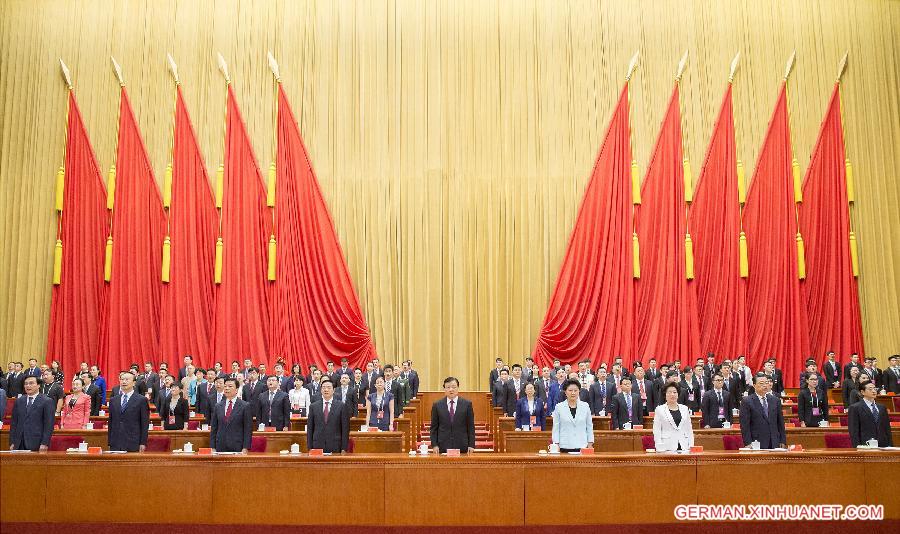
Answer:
[
  {"xmin": 689, "ymin": 84, "xmax": 748, "ymax": 360},
  {"xmin": 271, "ymin": 85, "xmax": 377, "ymax": 370},
  {"xmin": 634, "ymin": 85, "xmax": 700, "ymax": 362},
  {"xmin": 46, "ymin": 92, "xmax": 108, "ymax": 373},
  {"xmin": 743, "ymin": 83, "xmax": 810, "ymax": 382},
  {"xmin": 533, "ymin": 84, "xmax": 635, "ymax": 368},
  {"xmin": 210, "ymin": 86, "xmax": 271, "ymax": 365},
  {"xmin": 159, "ymin": 87, "xmax": 219, "ymax": 369},
  {"xmin": 800, "ymin": 84, "xmax": 864, "ymax": 365},
  {"xmin": 99, "ymin": 88, "xmax": 166, "ymax": 379}
]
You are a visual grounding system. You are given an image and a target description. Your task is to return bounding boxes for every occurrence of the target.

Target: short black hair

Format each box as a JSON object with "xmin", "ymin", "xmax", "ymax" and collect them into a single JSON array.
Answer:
[
  {"xmin": 665, "ymin": 370, "xmax": 679, "ymax": 379},
  {"xmin": 248, "ymin": 367, "xmax": 259, "ymax": 373},
  {"xmin": 384, "ymin": 364, "xmax": 395, "ymax": 372},
  {"xmin": 184, "ymin": 355, "xmax": 193, "ymax": 361},
  {"xmin": 562, "ymin": 379, "xmax": 581, "ymax": 391},
  {"xmin": 224, "ymin": 377, "xmax": 238, "ymax": 387},
  {"xmin": 620, "ymin": 376, "xmax": 632, "ymax": 385},
  {"xmin": 320, "ymin": 377, "xmax": 335, "ymax": 388},
  {"xmin": 23, "ymin": 375, "xmax": 39, "ymax": 386},
  {"xmin": 661, "ymin": 383, "xmax": 680, "ymax": 397},
  {"xmin": 443, "ymin": 376, "xmax": 459, "ymax": 387},
  {"xmin": 752, "ymin": 373, "xmax": 767, "ymax": 384},
  {"xmin": 499, "ymin": 368, "xmax": 509, "ymax": 375},
  {"xmin": 859, "ymin": 381, "xmax": 875, "ymax": 392},
  {"xmin": 511, "ymin": 364, "xmax": 522, "ymax": 371}
]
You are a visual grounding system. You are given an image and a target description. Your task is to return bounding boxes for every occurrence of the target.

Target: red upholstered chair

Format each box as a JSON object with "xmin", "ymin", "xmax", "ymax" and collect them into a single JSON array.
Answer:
[
  {"xmin": 145, "ymin": 436, "xmax": 171, "ymax": 452},
  {"xmin": 346, "ymin": 438, "xmax": 355, "ymax": 453},
  {"xmin": 722, "ymin": 435, "xmax": 743, "ymax": 451},
  {"xmin": 790, "ymin": 405, "xmax": 799, "ymax": 414},
  {"xmin": 790, "ymin": 418, "xmax": 801, "ymax": 427},
  {"xmin": 641, "ymin": 435, "xmax": 656, "ymax": 450},
  {"xmin": 824, "ymin": 434, "xmax": 852, "ymax": 449},
  {"xmin": 839, "ymin": 416, "xmax": 848, "ymax": 426},
  {"xmin": 891, "ymin": 415, "xmax": 900, "ymax": 423},
  {"xmin": 250, "ymin": 436, "xmax": 267, "ymax": 453},
  {"xmin": 187, "ymin": 420, "xmax": 200, "ymax": 430},
  {"xmin": 49, "ymin": 435, "xmax": 83, "ymax": 451},
  {"xmin": 893, "ymin": 397, "xmax": 900, "ymax": 411},
  {"xmin": 6, "ymin": 398, "xmax": 14, "ymax": 416},
  {"xmin": 91, "ymin": 421, "xmax": 105, "ymax": 430}
]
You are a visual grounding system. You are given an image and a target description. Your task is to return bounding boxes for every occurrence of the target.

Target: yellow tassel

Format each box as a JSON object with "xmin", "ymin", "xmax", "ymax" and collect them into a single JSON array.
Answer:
[
  {"xmin": 55, "ymin": 166, "xmax": 65, "ymax": 212},
  {"xmin": 796, "ymin": 232, "xmax": 806, "ymax": 279},
  {"xmin": 684, "ymin": 234, "xmax": 695, "ymax": 280},
  {"xmin": 737, "ymin": 160, "xmax": 746, "ymax": 205},
  {"xmin": 849, "ymin": 231, "xmax": 859, "ymax": 277},
  {"xmin": 163, "ymin": 164, "xmax": 173, "ymax": 208},
  {"xmin": 792, "ymin": 158, "xmax": 802, "ymax": 203},
  {"xmin": 107, "ymin": 164, "xmax": 116, "ymax": 210},
  {"xmin": 683, "ymin": 157, "xmax": 693, "ymax": 203},
  {"xmin": 267, "ymin": 234, "xmax": 277, "ymax": 281},
  {"xmin": 845, "ymin": 158, "xmax": 855, "ymax": 203},
  {"xmin": 739, "ymin": 231, "xmax": 749, "ymax": 278},
  {"xmin": 104, "ymin": 236, "xmax": 113, "ymax": 282},
  {"xmin": 267, "ymin": 162, "xmax": 276, "ymax": 207},
  {"xmin": 215, "ymin": 163, "xmax": 224, "ymax": 209},
  {"xmin": 214, "ymin": 237, "xmax": 223, "ymax": 284},
  {"xmin": 632, "ymin": 232, "xmax": 641, "ymax": 279},
  {"xmin": 52, "ymin": 239, "xmax": 63, "ymax": 285},
  {"xmin": 161, "ymin": 236, "xmax": 171, "ymax": 283},
  {"xmin": 631, "ymin": 160, "xmax": 641, "ymax": 205}
]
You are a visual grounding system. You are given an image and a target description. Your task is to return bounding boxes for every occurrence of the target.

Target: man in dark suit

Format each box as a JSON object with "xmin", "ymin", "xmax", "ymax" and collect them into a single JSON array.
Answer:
[
  {"xmin": 306, "ymin": 369, "xmax": 324, "ymax": 404},
  {"xmin": 645, "ymin": 358, "xmax": 662, "ymax": 382},
  {"xmin": 848, "ymin": 381, "xmax": 893, "ymax": 446},
  {"xmin": 701, "ymin": 374, "xmax": 735, "ymax": 428},
  {"xmin": 108, "ymin": 371, "xmax": 150, "ymax": 452},
  {"xmin": 8, "ymin": 376, "xmax": 54, "ymax": 451},
  {"xmin": 6, "ymin": 363, "xmax": 24, "ymax": 398},
  {"xmin": 739, "ymin": 374, "xmax": 786, "ymax": 449},
  {"xmin": 488, "ymin": 358, "xmax": 505, "ymax": 390},
  {"xmin": 210, "ymin": 377, "xmax": 253, "ymax": 453},
  {"xmin": 38, "ymin": 369, "xmax": 64, "ymax": 414},
  {"xmin": 430, "ymin": 376, "xmax": 476, "ymax": 453},
  {"xmin": 508, "ymin": 364, "xmax": 528, "ymax": 406},
  {"xmin": 334, "ymin": 373, "xmax": 359, "ymax": 417},
  {"xmin": 241, "ymin": 368, "xmax": 266, "ymax": 407},
  {"xmin": 533, "ymin": 367, "xmax": 553, "ymax": 405},
  {"xmin": 307, "ymin": 378, "xmax": 350, "ymax": 453},
  {"xmin": 861, "ymin": 357, "xmax": 882, "ymax": 390},
  {"xmin": 154, "ymin": 375, "xmax": 176, "ymax": 416},
  {"xmin": 257, "ymin": 376, "xmax": 291, "ymax": 431},
  {"xmin": 335, "ymin": 358, "xmax": 353, "ymax": 386},
  {"xmin": 202, "ymin": 376, "xmax": 226, "ymax": 423},
  {"xmin": 843, "ymin": 353, "xmax": 861, "ymax": 380},
  {"xmin": 884, "ymin": 355, "xmax": 900, "ymax": 395},
  {"xmin": 610, "ymin": 377, "xmax": 642, "ymax": 429},
  {"xmin": 360, "ymin": 362, "xmax": 378, "ymax": 400},
  {"xmin": 822, "ymin": 351, "xmax": 842, "ymax": 389},
  {"xmin": 195, "ymin": 370, "xmax": 218, "ymax": 420},
  {"xmin": 588, "ymin": 368, "xmax": 614, "ymax": 415},
  {"xmin": 400, "ymin": 360, "xmax": 420, "ymax": 398},
  {"xmin": 492, "ymin": 368, "xmax": 515, "ymax": 416},
  {"xmin": 177, "ymin": 355, "xmax": 193, "ymax": 381},
  {"xmin": 630, "ymin": 367, "xmax": 656, "ymax": 416},
  {"xmin": 79, "ymin": 372, "xmax": 102, "ymax": 416},
  {"xmin": 703, "ymin": 353, "xmax": 718, "ymax": 380},
  {"xmin": 23, "ymin": 358, "xmax": 42, "ymax": 379}
]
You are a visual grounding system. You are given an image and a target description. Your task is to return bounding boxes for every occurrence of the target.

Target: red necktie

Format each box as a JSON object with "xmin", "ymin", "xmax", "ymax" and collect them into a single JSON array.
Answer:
[
  {"xmin": 449, "ymin": 399, "xmax": 455, "ymax": 420},
  {"xmin": 225, "ymin": 400, "xmax": 233, "ymax": 421},
  {"xmin": 639, "ymin": 381, "xmax": 645, "ymax": 399},
  {"xmin": 324, "ymin": 401, "xmax": 330, "ymax": 423}
]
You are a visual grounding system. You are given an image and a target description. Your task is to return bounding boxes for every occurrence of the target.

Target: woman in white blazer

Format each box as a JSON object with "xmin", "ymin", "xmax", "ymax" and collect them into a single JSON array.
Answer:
[
  {"xmin": 551, "ymin": 379, "xmax": 594, "ymax": 452},
  {"xmin": 652, "ymin": 383, "xmax": 694, "ymax": 452}
]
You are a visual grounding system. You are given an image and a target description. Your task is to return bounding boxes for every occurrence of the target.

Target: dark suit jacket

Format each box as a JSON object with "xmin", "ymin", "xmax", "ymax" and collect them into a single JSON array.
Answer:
[
  {"xmin": 210, "ymin": 397, "xmax": 253, "ymax": 452},
  {"xmin": 823, "ymin": 360, "xmax": 842, "ymax": 386},
  {"xmin": 257, "ymin": 390, "xmax": 291, "ymax": 429},
  {"xmin": 884, "ymin": 367, "xmax": 900, "ymax": 395},
  {"xmin": 107, "ymin": 392, "xmax": 150, "ymax": 452},
  {"xmin": 430, "ymin": 396, "xmax": 476, "ymax": 452},
  {"xmin": 677, "ymin": 380, "xmax": 701, "ymax": 412},
  {"xmin": 739, "ymin": 394, "xmax": 786, "ymax": 448},
  {"xmin": 39, "ymin": 382, "xmax": 64, "ymax": 409},
  {"xmin": 843, "ymin": 363, "xmax": 860, "ymax": 380},
  {"xmin": 610, "ymin": 392, "xmax": 643, "ymax": 429},
  {"xmin": 492, "ymin": 380, "xmax": 515, "ymax": 416},
  {"xmin": 307, "ymin": 398, "xmax": 350, "ymax": 453},
  {"xmin": 488, "ymin": 368, "xmax": 502, "ymax": 390},
  {"xmin": 848, "ymin": 400, "xmax": 893, "ymax": 447},
  {"xmin": 9, "ymin": 395, "xmax": 55, "ymax": 450},
  {"xmin": 195, "ymin": 382, "xmax": 216, "ymax": 419},
  {"xmin": 588, "ymin": 380, "xmax": 614, "ymax": 415},
  {"xmin": 797, "ymin": 388, "xmax": 829, "ymax": 427},
  {"xmin": 334, "ymin": 385, "xmax": 359, "ymax": 417},
  {"xmin": 841, "ymin": 379, "xmax": 860, "ymax": 407},
  {"xmin": 160, "ymin": 396, "xmax": 190, "ymax": 430},
  {"xmin": 404, "ymin": 370, "xmax": 420, "ymax": 397},
  {"xmin": 645, "ymin": 368, "xmax": 662, "ymax": 382},
  {"xmin": 305, "ymin": 382, "xmax": 324, "ymax": 405},
  {"xmin": 533, "ymin": 378, "xmax": 552, "ymax": 402},
  {"xmin": 514, "ymin": 397, "xmax": 546, "ymax": 430},
  {"xmin": 241, "ymin": 381, "xmax": 266, "ymax": 406},
  {"xmin": 631, "ymin": 378, "xmax": 656, "ymax": 415},
  {"xmin": 5, "ymin": 373, "xmax": 24, "ymax": 397},
  {"xmin": 700, "ymin": 389, "xmax": 735, "ymax": 428}
]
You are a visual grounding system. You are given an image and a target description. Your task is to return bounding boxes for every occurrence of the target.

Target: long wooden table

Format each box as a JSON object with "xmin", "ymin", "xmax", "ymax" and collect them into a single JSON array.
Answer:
[
  {"xmin": 0, "ymin": 429, "xmax": 402, "ymax": 454},
  {"xmin": 502, "ymin": 426, "xmax": 900, "ymax": 453},
  {"xmin": 2, "ymin": 450, "xmax": 898, "ymax": 525}
]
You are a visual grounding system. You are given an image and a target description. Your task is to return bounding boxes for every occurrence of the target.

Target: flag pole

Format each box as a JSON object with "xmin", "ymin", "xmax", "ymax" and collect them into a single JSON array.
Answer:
[
  {"xmin": 53, "ymin": 59, "xmax": 74, "ymax": 285},
  {"xmin": 626, "ymin": 51, "xmax": 641, "ymax": 279},
  {"xmin": 675, "ymin": 51, "xmax": 695, "ymax": 280},
  {"xmin": 835, "ymin": 51, "xmax": 858, "ymax": 277},
  {"xmin": 266, "ymin": 51, "xmax": 280, "ymax": 281},
  {"xmin": 105, "ymin": 56, "xmax": 126, "ymax": 282},
  {"xmin": 729, "ymin": 52, "xmax": 749, "ymax": 279},
  {"xmin": 162, "ymin": 54, "xmax": 179, "ymax": 283},
  {"xmin": 783, "ymin": 51, "xmax": 806, "ymax": 280},
  {"xmin": 213, "ymin": 53, "xmax": 230, "ymax": 284}
]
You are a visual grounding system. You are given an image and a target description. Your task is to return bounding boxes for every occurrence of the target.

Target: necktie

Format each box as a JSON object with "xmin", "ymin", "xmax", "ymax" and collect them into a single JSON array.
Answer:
[
  {"xmin": 225, "ymin": 399, "xmax": 233, "ymax": 420},
  {"xmin": 717, "ymin": 391, "xmax": 722, "ymax": 405},
  {"xmin": 639, "ymin": 381, "xmax": 645, "ymax": 399},
  {"xmin": 27, "ymin": 396, "xmax": 33, "ymax": 409},
  {"xmin": 449, "ymin": 399, "xmax": 455, "ymax": 421},
  {"xmin": 324, "ymin": 401, "xmax": 330, "ymax": 423},
  {"xmin": 122, "ymin": 394, "xmax": 129, "ymax": 409},
  {"xmin": 626, "ymin": 395, "xmax": 632, "ymax": 417},
  {"xmin": 207, "ymin": 384, "xmax": 212, "ymax": 394},
  {"xmin": 761, "ymin": 396, "xmax": 768, "ymax": 417},
  {"xmin": 812, "ymin": 393, "xmax": 817, "ymax": 407},
  {"xmin": 871, "ymin": 403, "xmax": 879, "ymax": 422}
]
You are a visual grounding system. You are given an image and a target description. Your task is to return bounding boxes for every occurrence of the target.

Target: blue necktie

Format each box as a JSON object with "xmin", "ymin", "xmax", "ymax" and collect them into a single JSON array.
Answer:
[
  {"xmin": 626, "ymin": 395, "xmax": 632, "ymax": 417},
  {"xmin": 871, "ymin": 403, "xmax": 879, "ymax": 422}
]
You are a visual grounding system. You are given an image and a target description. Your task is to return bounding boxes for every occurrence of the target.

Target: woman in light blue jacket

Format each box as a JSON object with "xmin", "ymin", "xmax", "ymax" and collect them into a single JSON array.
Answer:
[{"xmin": 551, "ymin": 379, "xmax": 594, "ymax": 452}]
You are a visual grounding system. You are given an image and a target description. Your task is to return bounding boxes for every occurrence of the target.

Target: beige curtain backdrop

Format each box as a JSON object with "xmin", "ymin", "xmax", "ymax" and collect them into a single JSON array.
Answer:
[{"xmin": 1, "ymin": 0, "xmax": 898, "ymax": 390}]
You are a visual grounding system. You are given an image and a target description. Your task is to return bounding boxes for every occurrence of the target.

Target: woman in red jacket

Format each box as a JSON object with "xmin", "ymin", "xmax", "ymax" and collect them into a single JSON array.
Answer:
[{"xmin": 60, "ymin": 377, "xmax": 91, "ymax": 429}]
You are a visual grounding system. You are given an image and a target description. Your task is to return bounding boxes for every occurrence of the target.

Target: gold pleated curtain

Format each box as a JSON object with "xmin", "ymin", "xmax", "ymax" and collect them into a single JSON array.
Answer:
[{"xmin": 1, "ymin": 0, "xmax": 898, "ymax": 390}]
